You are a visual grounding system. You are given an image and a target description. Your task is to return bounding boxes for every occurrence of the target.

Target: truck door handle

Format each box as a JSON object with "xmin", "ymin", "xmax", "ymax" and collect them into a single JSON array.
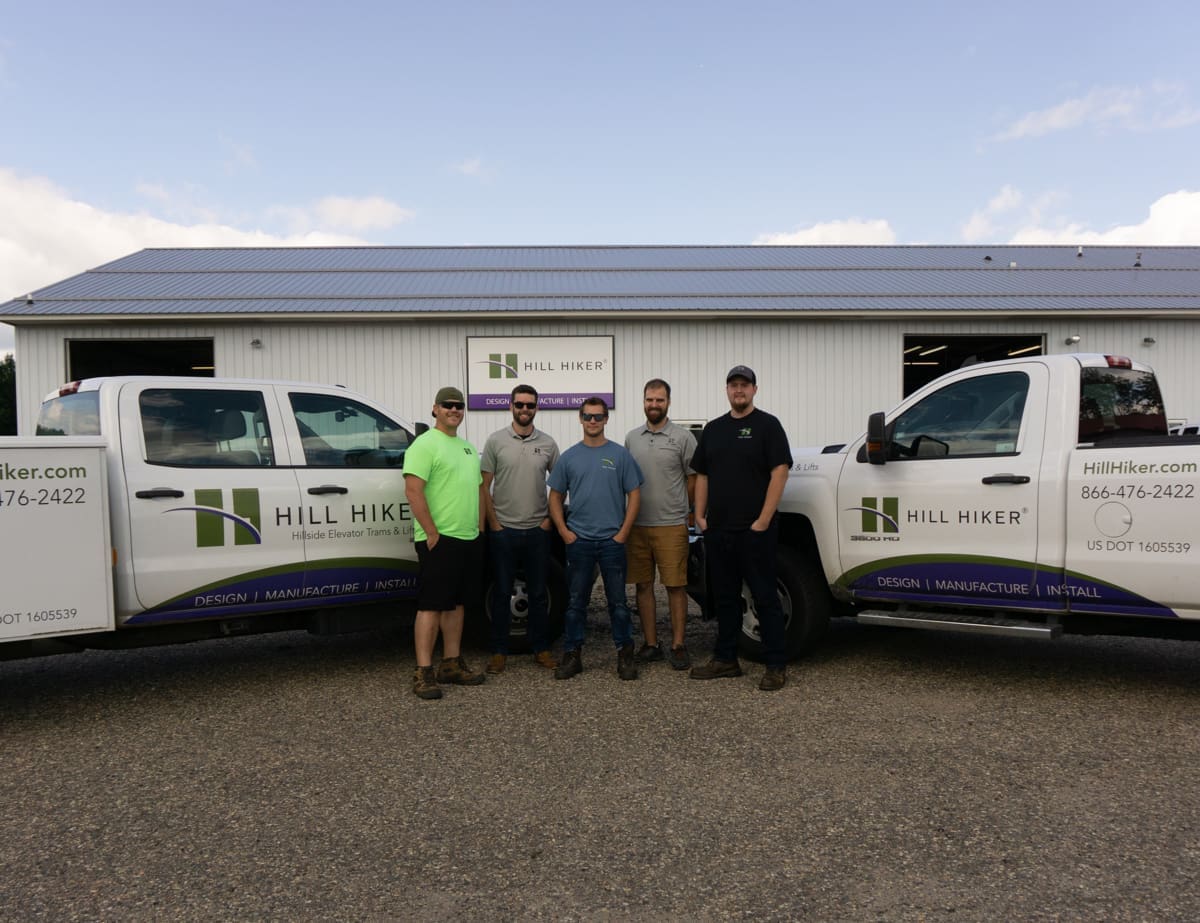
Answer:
[
  {"xmin": 307, "ymin": 485, "xmax": 349, "ymax": 495},
  {"xmin": 135, "ymin": 488, "xmax": 186, "ymax": 499},
  {"xmin": 981, "ymin": 474, "xmax": 1031, "ymax": 485}
]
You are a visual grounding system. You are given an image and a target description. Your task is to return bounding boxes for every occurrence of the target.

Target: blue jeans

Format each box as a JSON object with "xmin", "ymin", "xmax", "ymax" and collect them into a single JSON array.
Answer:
[
  {"xmin": 489, "ymin": 526, "xmax": 552, "ymax": 654},
  {"xmin": 706, "ymin": 523, "xmax": 788, "ymax": 667},
  {"xmin": 563, "ymin": 537, "xmax": 633, "ymax": 651}
]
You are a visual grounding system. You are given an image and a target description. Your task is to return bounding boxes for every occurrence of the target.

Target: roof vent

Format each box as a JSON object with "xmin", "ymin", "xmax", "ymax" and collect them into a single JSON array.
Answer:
[
  {"xmin": 1076, "ymin": 246, "xmax": 1084, "ymax": 258},
  {"xmin": 1134, "ymin": 250, "xmax": 1142, "ymax": 268},
  {"xmin": 1008, "ymin": 260, "xmax": 1018, "ymax": 269},
  {"xmin": 983, "ymin": 255, "xmax": 992, "ymax": 262},
  {"xmin": 24, "ymin": 293, "xmax": 32, "ymax": 305}
]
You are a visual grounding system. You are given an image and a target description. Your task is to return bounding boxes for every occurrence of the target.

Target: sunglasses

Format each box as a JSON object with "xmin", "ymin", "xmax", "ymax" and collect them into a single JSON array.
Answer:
[
  {"xmin": 512, "ymin": 401, "xmax": 537, "ymax": 410},
  {"xmin": 439, "ymin": 401, "xmax": 465, "ymax": 411},
  {"xmin": 580, "ymin": 412, "xmax": 608, "ymax": 422}
]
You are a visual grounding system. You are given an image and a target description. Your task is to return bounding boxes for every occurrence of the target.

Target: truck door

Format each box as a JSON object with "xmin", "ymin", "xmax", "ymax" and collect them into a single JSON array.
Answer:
[
  {"xmin": 277, "ymin": 388, "xmax": 419, "ymax": 605},
  {"xmin": 837, "ymin": 363, "xmax": 1049, "ymax": 611},
  {"xmin": 119, "ymin": 383, "xmax": 305, "ymax": 622}
]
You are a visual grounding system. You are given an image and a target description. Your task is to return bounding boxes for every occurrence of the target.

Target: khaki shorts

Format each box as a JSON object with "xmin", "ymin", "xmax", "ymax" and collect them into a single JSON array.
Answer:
[{"xmin": 626, "ymin": 524, "xmax": 689, "ymax": 587}]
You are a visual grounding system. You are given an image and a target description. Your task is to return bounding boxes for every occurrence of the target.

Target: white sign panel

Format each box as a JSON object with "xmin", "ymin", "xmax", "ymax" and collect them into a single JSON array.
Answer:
[
  {"xmin": 466, "ymin": 336, "xmax": 616, "ymax": 410},
  {"xmin": 0, "ymin": 439, "xmax": 114, "ymax": 641}
]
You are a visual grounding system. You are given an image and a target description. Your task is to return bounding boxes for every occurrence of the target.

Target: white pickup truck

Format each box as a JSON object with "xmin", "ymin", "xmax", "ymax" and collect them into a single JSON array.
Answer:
[
  {"xmin": 730, "ymin": 353, "xmax": 1200, "ymax": 659},
  {"xmin": 1, "ymin": 377, "xmax": 563, "ymax": 661}
]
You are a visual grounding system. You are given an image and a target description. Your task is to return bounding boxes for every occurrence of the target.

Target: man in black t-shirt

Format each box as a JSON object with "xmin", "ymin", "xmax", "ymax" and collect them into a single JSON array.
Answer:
[{"xmin": 689, "ymin": 365, "xmax": 794, "ymax": 691}]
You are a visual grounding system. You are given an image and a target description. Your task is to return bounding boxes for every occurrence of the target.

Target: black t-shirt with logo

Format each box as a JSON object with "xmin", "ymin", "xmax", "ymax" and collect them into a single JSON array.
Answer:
[{"xmin": 691, "ymin": 408, "xmax": 793, "ymax": 530}]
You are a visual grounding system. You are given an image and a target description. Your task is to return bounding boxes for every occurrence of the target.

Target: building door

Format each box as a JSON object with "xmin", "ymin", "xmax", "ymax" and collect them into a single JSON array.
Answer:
[
  {"xmin": 903, "ymin": 334, "xmax": 1043, "ymax": 395},
  {"xmin": 68, "ymin": 339, "xmax": 215, "ymax": 379}
]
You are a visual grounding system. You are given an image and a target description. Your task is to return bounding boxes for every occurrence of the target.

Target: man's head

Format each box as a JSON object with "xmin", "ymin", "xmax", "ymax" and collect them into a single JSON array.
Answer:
[
  {"xmin": 432, "ymin": 385, "xmax": 466, "ymax": 433},
  {"xmin": 578, "ymin": 396, "xmax": 609, "ymax": 438},
  {"xmin": 510, "ymin": 384, "xmax": 539, "ymax": 428},
  {"xmin": 725, "ymin": 366, "xmax": 757, "ymax": 414},
  {"xmin": 643, "ymin": 378, "xmax": 671, "ymax": 426}
]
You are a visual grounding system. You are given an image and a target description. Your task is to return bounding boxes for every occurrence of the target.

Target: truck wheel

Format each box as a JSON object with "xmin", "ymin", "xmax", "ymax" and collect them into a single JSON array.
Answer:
[
  {"xmin": 481, "ymin": 559, "xmax": 567, "ymax": 653},
  {"xmin": 737, "ymin": 548, "xmax": 830, "ymax": 662}
]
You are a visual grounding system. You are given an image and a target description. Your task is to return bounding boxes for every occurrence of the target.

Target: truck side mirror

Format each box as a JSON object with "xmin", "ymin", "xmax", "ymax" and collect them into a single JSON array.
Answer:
[{"xmin": 865, "ymin": 412, "xmax": 888, "ymax": 465}]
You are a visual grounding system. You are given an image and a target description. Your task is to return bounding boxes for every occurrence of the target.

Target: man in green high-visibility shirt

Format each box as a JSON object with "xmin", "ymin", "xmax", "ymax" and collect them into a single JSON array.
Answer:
[{"xmin": 403, "ymin": 385, "xmax": 488, "ymax": 700}]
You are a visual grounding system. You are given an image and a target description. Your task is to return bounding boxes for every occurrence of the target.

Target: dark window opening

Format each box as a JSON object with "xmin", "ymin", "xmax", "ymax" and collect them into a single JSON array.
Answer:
[
  {"xmin": 68, "ymin": 339, "xmax": 215, "ymax": 380},
  {"xmin": 903, "ymin": 335, "xmax": 1043, "ymax": 396}
]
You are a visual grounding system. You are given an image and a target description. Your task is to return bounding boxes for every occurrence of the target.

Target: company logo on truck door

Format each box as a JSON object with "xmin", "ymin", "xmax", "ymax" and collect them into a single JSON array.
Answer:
[
  {"xmin": 168, "ymin": 488, "xmax": 262, "ymax": 547},
  {"xmin": 851, "ymin": 496, "xmax": 900, "ymax": 533}
]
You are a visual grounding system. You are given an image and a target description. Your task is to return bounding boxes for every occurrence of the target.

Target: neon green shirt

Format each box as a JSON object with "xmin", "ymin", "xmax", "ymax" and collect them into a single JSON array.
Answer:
[{"xmin": 402, "ymin": 429, "xmax": 482, "ymax": 542}]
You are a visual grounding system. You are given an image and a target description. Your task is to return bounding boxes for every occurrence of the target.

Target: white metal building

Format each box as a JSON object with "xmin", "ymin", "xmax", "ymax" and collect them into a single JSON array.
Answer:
[{"xmin": 3, "ymin": 245, "xmax": 1199, "ymax": 448}]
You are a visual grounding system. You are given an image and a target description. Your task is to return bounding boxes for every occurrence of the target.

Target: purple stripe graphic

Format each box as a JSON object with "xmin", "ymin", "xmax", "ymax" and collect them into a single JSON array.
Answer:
[{"xmin": 470, "ymin": 392, "xmax": 615, "ymax": 411}]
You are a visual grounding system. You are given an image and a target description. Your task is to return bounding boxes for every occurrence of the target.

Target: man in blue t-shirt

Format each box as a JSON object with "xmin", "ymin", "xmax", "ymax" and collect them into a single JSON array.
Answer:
[{"xmin": 548, "ymin": 397, "xmax": 643, "ymax": 681}]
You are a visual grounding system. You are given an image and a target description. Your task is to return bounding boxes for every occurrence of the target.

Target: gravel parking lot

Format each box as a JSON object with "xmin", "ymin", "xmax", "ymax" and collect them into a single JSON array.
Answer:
[{"xmin": 3, "ymin": 589, "xmax": 1200, "ymax": 921}]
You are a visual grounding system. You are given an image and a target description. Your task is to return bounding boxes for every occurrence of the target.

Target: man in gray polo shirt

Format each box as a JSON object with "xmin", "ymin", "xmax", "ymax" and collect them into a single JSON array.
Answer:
[
  {"xmin": 624, "ymin": 378, "xmax": 697, "ymax": 670},
  {"xmin": 481, "ymin": 384, "xmax": 561, "ymax": 673}
]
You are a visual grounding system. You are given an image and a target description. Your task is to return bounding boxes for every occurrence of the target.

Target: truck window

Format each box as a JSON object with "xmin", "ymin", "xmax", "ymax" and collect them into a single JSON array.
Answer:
[
  {"xmin": 1078, "ymin": 368, "xmax": 1167, "ymax": 442},
  {"xmin": 139, "ymin": 389, "xmax": 274, "ymax": 467},
  {"xmin": 36, "ymin": 392, "xmax": 101, "ymax": 436},
  {"xmin": 889, "ymin": 371, "xmax": 1029, "ymax": 459},
  {"xmin": 288, "ymin": 393, "xmax": 412, "ymax": 467}
]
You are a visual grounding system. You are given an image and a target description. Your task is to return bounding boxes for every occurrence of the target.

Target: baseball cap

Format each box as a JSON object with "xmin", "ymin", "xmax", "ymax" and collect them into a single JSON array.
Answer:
[
  {"xmin": 726, "ymin": 365, "xmax": 757, "ymax": 384},
  {"xmin": 435, "ymin": 386, "xmax": 465, "ymax": 404}
]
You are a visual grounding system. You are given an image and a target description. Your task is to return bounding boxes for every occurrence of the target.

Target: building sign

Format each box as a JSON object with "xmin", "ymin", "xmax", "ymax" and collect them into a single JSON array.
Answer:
[{"xmin": 466, "ymin": 336, "xmax": 615, "ymax": 411}]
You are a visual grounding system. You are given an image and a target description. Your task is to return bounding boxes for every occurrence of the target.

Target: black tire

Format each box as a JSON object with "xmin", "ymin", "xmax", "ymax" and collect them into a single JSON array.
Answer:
[
  {"xmin": 736, "ymin": 547, "xmax": 830, "ymax": 662},
  {"xmin": 480, "ymin": 558, "xmax": 567, "ymax": 653}
]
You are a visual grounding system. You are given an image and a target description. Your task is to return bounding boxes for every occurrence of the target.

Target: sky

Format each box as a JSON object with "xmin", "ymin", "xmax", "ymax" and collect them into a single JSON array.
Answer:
[{"xmin": 2, "ymin": 0, "xmax": 1200, "ymax": 355}]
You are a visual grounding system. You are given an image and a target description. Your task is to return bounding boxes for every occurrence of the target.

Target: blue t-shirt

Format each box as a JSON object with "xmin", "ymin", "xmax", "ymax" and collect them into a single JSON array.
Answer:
[{"xmin": 547, "ymin": 441, "xmax": 644, "ymax": 540}]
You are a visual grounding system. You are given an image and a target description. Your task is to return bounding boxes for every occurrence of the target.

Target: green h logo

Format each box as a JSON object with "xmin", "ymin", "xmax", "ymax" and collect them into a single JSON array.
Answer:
[
  {"xmin": 191, "ymin": 488, "xmax": 263, "ymax": 547},
  {"xmin": 861, "ymin": 496, "xmax": 899, "ymax": 533},
  {"xmin": 488, "ymin": 353, "xmax": 518, "ymax": 379}
]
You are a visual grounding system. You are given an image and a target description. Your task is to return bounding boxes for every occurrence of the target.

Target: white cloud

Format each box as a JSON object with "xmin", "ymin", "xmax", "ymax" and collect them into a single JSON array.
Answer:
[
  {"xmin": 313, "ymin": 195, "xmax": 414, "ymax": 232},
  {"xmin": 753, "ymin": 218, "xmax": 896, "ymax": 245},
  {"xmin": 1008, "ymin": 189, "xmax": 1200, "ymax": 244},
  {"xmin": 452, "ymin": 156, "xmax": 486, "ymax": 177},
  {"xmin": 996, "ymin": 83, "xmax": 1200, "ymax": 142},
  {"xmin": 220, "ymin": 135, "xmax": 259, "ymax": 174},
  {"xmin": 0, "ymin": 167, "xmax": 387, "ymax": 356},
  {"xmin": 961, "ymin": 184, "xmax": 1024, "ymax": 242}
]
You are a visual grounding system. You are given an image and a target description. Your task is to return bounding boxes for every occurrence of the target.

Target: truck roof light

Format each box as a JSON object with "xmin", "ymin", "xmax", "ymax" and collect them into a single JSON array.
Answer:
[
  {"xmin": 1104, "ymin": 356, "xmax": 1133, "ymax": 369},
  {"xmin": 57, "ymin": 381, "xmax": 82, "ymax": 396}
]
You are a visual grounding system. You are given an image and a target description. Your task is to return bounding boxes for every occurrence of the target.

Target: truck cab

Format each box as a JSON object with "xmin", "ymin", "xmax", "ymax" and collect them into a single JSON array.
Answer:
[{"xmin": 37, "ymin": 377, "xmax": 422, "ymax": 628}]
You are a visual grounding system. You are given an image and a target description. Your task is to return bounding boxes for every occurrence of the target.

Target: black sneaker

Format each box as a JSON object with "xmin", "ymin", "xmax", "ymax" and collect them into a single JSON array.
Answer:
[
  {"xmin": 636, "ymin": 642, "xmax": 664, "ymax": 663},
  {"xmin": 617, "ymin": 643, "xmax": 639, "ymax": 681},
  {"xmin": 555, "ymin": 648, "xmax": 583, "ymax": 680},
  {"xmin": 668, "ymin": 644, "xmax": 691, "ymax": 670},
  {"xmin": 759, "ymin": 667, "xmax": 788, "ymax": 692},
  {"xmin": 689, "ymin": 658, "xmax": 743, "ymax": 680}
]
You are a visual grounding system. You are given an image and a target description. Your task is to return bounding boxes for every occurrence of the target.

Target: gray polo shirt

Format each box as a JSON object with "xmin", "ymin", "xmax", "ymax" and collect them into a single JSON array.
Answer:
[
  {"xmin": 624, "ymin": 419, "xmax": 697, "ymax": 527},
  {"xmin": 481, "ymin": 425, "xmax": 560, "ymax": 529}
]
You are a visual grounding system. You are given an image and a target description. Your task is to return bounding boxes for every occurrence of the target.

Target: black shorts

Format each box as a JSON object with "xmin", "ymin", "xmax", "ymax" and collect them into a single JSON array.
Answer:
[{"xmin": 415, "ymin": 535, "xmax": 482, "ymax": 611}]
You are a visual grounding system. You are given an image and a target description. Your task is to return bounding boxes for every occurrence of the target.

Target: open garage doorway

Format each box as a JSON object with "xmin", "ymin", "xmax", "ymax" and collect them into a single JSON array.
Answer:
[
  {"xmin": 903, "ymin": 334, "xmax": 1043, "ymax": 396},
  {"xmin": 68, "ymin": 339, "xmax": 215, "ymax": 380}
]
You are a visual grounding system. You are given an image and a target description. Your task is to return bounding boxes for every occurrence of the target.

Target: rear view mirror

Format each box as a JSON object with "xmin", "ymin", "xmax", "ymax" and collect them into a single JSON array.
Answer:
[{"xmin": 866, "ymin": 412, "xmax": 887, "ymax": 465}]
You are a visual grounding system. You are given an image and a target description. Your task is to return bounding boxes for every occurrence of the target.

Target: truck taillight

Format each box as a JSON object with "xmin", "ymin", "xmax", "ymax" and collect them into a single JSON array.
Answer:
[
  {"xmin": 57, "ymin": 381, "xmax": 82, "ymax": 396},
  {"xmin": 1104, "ymin": 356, "xmax": 1133, "ymax": 369}
]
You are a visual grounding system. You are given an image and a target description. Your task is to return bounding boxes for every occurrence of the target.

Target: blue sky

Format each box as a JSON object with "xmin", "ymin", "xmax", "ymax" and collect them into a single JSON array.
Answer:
[{"xmin": 2, "ymin": 0, "xmax": 1199, "ymax": 354}]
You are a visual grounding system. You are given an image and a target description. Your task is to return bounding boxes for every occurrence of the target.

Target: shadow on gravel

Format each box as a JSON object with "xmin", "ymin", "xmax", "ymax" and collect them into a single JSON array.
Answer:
[{"xmin": 816, "ymin": 616, "xmax": 1200, "ymax": 694}]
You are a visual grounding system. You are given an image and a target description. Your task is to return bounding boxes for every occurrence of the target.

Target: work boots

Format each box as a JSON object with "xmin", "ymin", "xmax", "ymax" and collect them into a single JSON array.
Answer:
[
  {"xmin": 437, "ymin": 656, "xmax": 485, "ymax": 686},
  {"xmin": 617, "ymin": 643, "xmax": 639, "ymax": 681},
  {"xmin": 412, "ymin": 666, "xmax": 443, "ymax": 700}
]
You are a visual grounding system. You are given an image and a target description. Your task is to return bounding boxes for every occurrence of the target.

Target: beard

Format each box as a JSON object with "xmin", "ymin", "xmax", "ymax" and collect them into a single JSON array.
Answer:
[{"xmin": 645, "ymin": 406, "xmax": 666, "ymax": 423}]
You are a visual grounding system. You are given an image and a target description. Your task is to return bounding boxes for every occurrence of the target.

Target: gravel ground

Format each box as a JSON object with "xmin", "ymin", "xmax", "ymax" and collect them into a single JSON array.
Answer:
[{"xmin": 3, "ymin": 587, "xmax": 1200, "ymax": 922}]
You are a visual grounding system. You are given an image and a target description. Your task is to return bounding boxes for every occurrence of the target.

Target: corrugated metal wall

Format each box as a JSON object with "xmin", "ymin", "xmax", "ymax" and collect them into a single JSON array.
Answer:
[{"xmin": 15, "ymin": 317, "xmax": 1197, "ymax": 448}]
